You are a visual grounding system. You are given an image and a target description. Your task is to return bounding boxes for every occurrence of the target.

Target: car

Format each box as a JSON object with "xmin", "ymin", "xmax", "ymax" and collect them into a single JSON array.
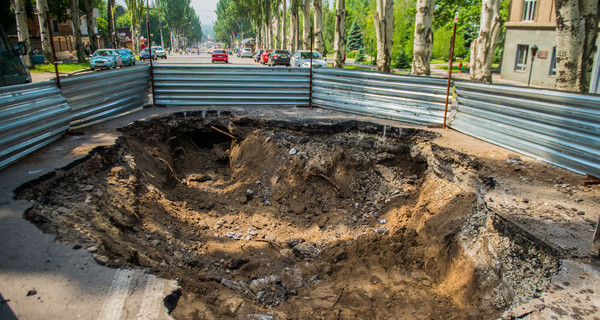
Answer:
[
  {"xmin": 140, "ymin": 48, "xmax": 157, "ymax": 60},
  {"xmin": 240, "ymin": 48, "xmax": 253, "ymax": 58},
  {"xmin": 260, "ymin": 49, "xmax": 274, "ymax": 64},
  {"xmin": 267, "ymin": 49, "xmax": 291, "ymax": 66},
  {"xmin": 153, "ymin": 46, "xmax": 167, "ymax": 59},
  {"xmin": 212, "ymin": 49, "xmax": 228, "ymax": 63},
  {"xmin": 254, "ymin": 49, "xmax": 264, "ymax": 62},
  {"xmin": 89, "ymin": 49, "xmax": 123, "ymax": 70},
  {"xmin": 117, "ymin": 48, "xmax": 136, "ymax": 66},
  {"xmin": 290, "ymin": 50, "xmax": 328, "ymax": 68},
  {"xmin": 0, "ymin": 24, "xmax": 30, "ymax": 86}
]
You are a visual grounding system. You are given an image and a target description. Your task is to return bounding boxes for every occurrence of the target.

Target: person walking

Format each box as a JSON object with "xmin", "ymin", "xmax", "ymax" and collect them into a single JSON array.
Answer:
[{"xmin": 458, "ymin": 61, "xmax": 463, "ymax": 74}]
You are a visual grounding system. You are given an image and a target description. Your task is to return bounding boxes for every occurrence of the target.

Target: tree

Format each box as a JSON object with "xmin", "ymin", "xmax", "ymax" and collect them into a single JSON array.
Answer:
[
  {"xmin": 36, "ymin": 0, "xmax": 52, "ymax": 62},
  {"xmin": 555, "ymin": 0, "xmax": 600, "ymax": 92},
  {"xmin": 347, "ymin": 20, "xmax": 364, "ymax": 50},
  {"xmin": 333, "ymin": 0, "xmax": 346, "ymax": 67},
  {"xmin": 314, "ymin": 0, "xmax": 324, "ymax": 54},
  {"xmin": 290, "ymin": 0, "xmax": 300, "ymax": 50},
  {"xmin": 11, "ymin": 0, "xmax": 32, "ymax": 67},
  {"xmin": 70, "ymin": 0, "xmax": 85, "ymax": 62},
  {"xmin": 301, "ymin": 0, "xmax": 311, "ymax": 49},
  {"xmin": 374, "ymin": 0, "xmax": 394, "ymax": 72},
  {"xmin": 469, "ymin": 0, "xmax": 503, "ymax": 82},
  {"xmin": 282, "ymin": 0, "xmax": 287, "ymax": 48},
  {"xmin": 355, "ymin": 46, "xmax": 366, "ymax": 61},
  {"xmin": 107, "ymin": 0, "xmax": 115, "ymax": 48},
  {"xmin": 412, "ymin": 0, "xmax": 433, "ymax": 75},
  {"xmin": 83, "ymin": 0, "xmax": 98, "ymax": 53}
]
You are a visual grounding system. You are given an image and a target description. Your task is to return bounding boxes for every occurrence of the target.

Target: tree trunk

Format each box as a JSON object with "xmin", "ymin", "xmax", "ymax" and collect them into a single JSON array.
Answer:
[
  {"xmin": 107, "ymin": 0, "xmax": 115, "ymax": 48},
  {"xmin": 83, "ymin": 0, "xmax": 98, "ymax": 52},
  {"xmin": 282, "ymin": 0, "xmax": 287, "ymax": 49},
  {"xmin": 301, "ymin": 0, "xmax": 311, "ymax": 49},
  {"xmin": 11, "ymin": 0, "xmax": 33, "ymax": 67},
  {"xmin": 70, "ymin": 0, "xmax": 86, "ymax": 62},
  {"xmin": 374, "ymin": 0, "xmax": 394, "ymax": 72},
  {"xmin": 412, "ymin": 0, "xmax": 434, "ymax": 75},
  {"xmin": 314, "ymin": 0, "xmax": 323, "ymax": 55},
  {"xmin": 333, "ymin": 0, "xmax": 345, "ymax": 68},
  {"xmin": 555, "ymin": 0, "xmax": 600, "ymax": 92},
  {"xmin": 36, "ymin": 0, "xmax": 52, "ymax": 63},
  {"xmin": 275, "ymin": 0, "xmax": 281, "ymax": 48},
  {"xmin": 470, "ymin": 0, "xmax": 502, "ymax": 82},
  {"xmin": 290, "ymin": 0, "xmax": 300, "ymax": 50}
]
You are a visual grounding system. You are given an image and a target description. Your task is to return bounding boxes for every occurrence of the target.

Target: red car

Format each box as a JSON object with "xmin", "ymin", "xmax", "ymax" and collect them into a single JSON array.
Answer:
[
  {"xmin": 260, "ymin": 49, "xmax": 273, "ymax": 64},
  {"xmin": 212, "ymin": 49, "xmax": 228, "ymax": 63}
]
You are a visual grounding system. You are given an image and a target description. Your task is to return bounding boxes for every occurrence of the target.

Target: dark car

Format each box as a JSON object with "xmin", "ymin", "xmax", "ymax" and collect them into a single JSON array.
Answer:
[
  {"xmin": 254, "ymin": 49, "xmax": 264, "ymax": 62},
  {"xmin": 140, "ymin": 48, "xmax": 157, "ymax": 60},
  {"xmin": 267, "ymin": 49, "xmax": 291, "ymax": 66},
  {"xmin": 0, "ymin": 25, "xmax": 31, "ymax": 86}
]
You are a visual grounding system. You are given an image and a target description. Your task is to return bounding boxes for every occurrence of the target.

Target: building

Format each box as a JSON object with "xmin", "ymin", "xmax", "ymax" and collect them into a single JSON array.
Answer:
[{"xmin": 501, "ymin": 0, "xmax": 600, "ymax": 93}]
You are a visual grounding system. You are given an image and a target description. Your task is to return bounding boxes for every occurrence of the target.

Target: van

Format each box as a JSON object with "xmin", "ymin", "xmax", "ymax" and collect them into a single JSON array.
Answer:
[{"xmin": 0, "ymin": 25, "xmax": 31, "ymax": 86}]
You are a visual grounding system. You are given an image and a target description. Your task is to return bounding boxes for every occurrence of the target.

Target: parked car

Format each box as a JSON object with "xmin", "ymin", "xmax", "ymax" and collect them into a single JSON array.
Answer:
[
  {"xmin": 267, "ymin": 49, "xmax": 291, "ymax": 66},
  {"xmin": 153, "ymin": 46, "xmax": 167, "ymax": 59},
  {"xmin": 290, "ymin": 50, "xmax": 328, "ymax": 68},
  {"xmin": 212, "ymin": 49, "xmax": 228, "ymax": 63},
  {"xmin": 254, "ymin": 49, "xmax": 264, "ymax": 62},
  {"xmin": 89, "ymin": 49, "xmax": 123, "ymax": 70},
  {"xmin": 140, "ymin": 48, "xmax": 157, "ymax": 60},
  {"xmin": 240, "ymin": 48, "xmax": 253, "ymax": 58},
  {"xmin": 118, "ymin": 48, "xmax": 136, "ymax": 66},
  {"xmin": 0, "ymin": 24, "xmax": 30, "ymax": 86},
  {"xmin": 260, "ymin": 49, "xmax": 274, "ymax": 64}
]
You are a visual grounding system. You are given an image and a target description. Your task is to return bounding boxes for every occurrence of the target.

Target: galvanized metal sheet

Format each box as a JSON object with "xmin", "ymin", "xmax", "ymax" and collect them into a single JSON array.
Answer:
[
  {"xmin": 312, "ymin": 68, "xmax": 449, "ymax": 126},
  {"xmin": 152, "ymin": 65, "xmax": 310, "ymax": 106},
  {"xmin": 450, "ymin": 81, "xmax": 600, "ymax": 177},
  {"xmin": 0, "ymin": 81, "xmax": 70, "ymax": 170},
  {"xmin": 60, "ymin": 65, "xmax": 150, "ymax": 129}
]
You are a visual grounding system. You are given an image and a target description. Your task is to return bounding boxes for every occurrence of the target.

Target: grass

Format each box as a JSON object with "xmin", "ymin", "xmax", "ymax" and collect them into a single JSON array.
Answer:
[
  {"xmin": 430, "ymin": 58, "xmax": 447, "ymax": 64},
  {"xmin": 29, "ymin": 62, "xmax": 89, "ymax": 73}
]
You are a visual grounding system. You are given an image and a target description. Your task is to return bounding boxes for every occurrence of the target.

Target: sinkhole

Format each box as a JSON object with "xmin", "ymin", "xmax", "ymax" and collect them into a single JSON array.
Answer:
[{"xmin": 17, "ymin": 111, "xmax": 559, "ymax": 319}]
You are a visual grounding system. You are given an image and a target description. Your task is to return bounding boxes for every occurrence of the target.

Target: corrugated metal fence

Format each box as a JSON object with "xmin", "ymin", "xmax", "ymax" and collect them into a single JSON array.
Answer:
[
  {"xmin": 0, "ymin": 81, "xmax": 70, "ymax": 170},
  {"xmin": 312, "ymin": 68, "xmax": 448, "ymax": 126},
  {"xmin": 152, "ymin": 65, "xmax": 310, "ymax": 106},
  {"xmin": 61, "ymin": 65, "xmax": 150, "ymax": 129},
  {"xmin": 450, "ymin": 81, "xmax": 600, "ymax": 177}
]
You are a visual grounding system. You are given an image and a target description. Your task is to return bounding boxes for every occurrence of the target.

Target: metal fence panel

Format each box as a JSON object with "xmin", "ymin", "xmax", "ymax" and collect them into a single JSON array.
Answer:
[
  {"xmin": 312, "ymin": 68, "xmax": 449, "ymax": 126},
  {"xmin": 450, "ymin": 81, "xmax": 600, "ymax": 177},
  {"xmin": 0, "ymin": 81, "xmax": 70, "ymax": 170},
  {"xmin": 153, "ymin": 65, "xmax": 310, "ymax": 106},
  {"xmin": 60, "ymin": 65, "xmax": 150, "ymax": 129}
]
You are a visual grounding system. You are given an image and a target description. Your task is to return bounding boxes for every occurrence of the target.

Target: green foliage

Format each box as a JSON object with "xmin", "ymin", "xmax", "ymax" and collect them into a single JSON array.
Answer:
[
  {"xmin": 432, "ymin": 25, "xmax": 466, "ymax": 60},
  {"xmin": 390, "ymin": 0, "xmax": 415, "ymax": 69},
  {"xmin": 355, "ymin": 46, "xmax": 366, "ymax": 61},
  {"xmin": 345, "ymin": 50, "xmax": 357, "ymax": 59},
  {"xmin": 29, "ymin": 62, "xmax": 89, "ymax": 73},
  {"xmin": 394, "ymin": 47, "xmax": 411, "ymax": 69},
  {"xmin": 347, "ymin": 21, "xmax": 364, "ymax": 51}
]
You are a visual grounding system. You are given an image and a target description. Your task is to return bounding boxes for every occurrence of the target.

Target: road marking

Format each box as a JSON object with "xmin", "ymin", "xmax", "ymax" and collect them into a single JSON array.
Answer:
[
  {"xmin": 136, "ymin": 275, "xmax": 166, "ymax": 320},
  {"xmin": 97, "ymin": 269, "xmax": 135, "ymax": 320}
]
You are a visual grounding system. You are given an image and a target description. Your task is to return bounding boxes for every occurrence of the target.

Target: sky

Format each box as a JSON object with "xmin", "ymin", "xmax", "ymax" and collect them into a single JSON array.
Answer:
[
  {"xmin": 191, "ymin": 0, "xmax": 219, "ymax": 24},
  {"xmin": 116, "ymin": 0, "xmax": 219, "ymax": 25}
]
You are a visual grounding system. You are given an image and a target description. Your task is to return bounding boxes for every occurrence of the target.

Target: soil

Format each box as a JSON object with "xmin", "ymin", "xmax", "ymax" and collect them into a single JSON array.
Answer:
[{"xmin": 15, "ymin": 111, "xmax": 597, "ymax": 320}]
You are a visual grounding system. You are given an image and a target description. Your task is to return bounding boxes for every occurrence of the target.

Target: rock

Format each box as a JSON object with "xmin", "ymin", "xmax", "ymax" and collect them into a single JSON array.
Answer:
[
  {"xmin": 374, "ymin": 226, "xmax": 390, "ymax": 235},
  {"xmin": 247, "ymin": 314, "xmax": 274, "ymax": 320},
  {"xmin": 577, "ymin": 211, "xmax": 585, "ymax": 216},
  {"xmin": 150, "ymin": 240, "xmax": 160, "ymax": 247},
  {"xmin": 223, "ymin": 258, "xmax": 249, "ymax": 270},
  {"xmin": 87, "ymin": 246, "xmax": 98, "ymax": 253},
  {"xmin": 264, "ymin": 200, "xmax": 272, "ymax": 206},
  {"xmin": 246, "ymin": 189, "xmax": 254, "ymax": 201},
  {"xmin": 289, "ymin": 148, "xmax": 297, "ymax": 155},
  {"xmin": 286, "ymin": 238, "xmax": 305, "ymax": 248},
  {"xmin": 26, "ymin": 289, "xmax": 37, "ymax": 296},
  {"xmin": 55, "ymin": 207, "xmax": 70, "ymax": 215},
  {"xmin": 253, "ymin": 282, "xmax": 287, "ymax": 306},
  {"xmin": 292, "ymin": 242, "xmax": 321, "ymax": 259},
  {"xmin": 221, "ymin": 278, "xmax": 247, "ymax": 292},
  {"xmin": 224, "ymin": 232, "xmax": 243, "ymax": 240},
  {"xmin": 290, "ymin": 204, "xmax": 306, "ymax": 214}
]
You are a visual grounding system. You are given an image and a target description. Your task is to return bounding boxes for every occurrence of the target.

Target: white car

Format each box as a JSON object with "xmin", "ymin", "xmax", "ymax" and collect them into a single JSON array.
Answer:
[
  {"xmin": 290, "ymin": 50, "xmax": 328, "ymax": 68},
  {"xmin": 240, "ymin": 48, "xmax": 253, "ymax": 58},
  {"xmin": 154, "ymin": 46, "xmax": 167, "ymax": 59}
]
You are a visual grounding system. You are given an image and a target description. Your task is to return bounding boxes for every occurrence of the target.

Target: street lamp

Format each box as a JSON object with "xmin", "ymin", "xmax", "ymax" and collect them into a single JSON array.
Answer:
[{"xmin": 528, "ymin": 44, "xmax": 538, "ymax": 87}]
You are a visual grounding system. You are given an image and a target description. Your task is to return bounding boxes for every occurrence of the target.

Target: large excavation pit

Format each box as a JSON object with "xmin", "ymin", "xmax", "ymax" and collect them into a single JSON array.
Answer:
[{"xmin": 17, "ymin": 112, "xmax": 560, "ymax": 319}]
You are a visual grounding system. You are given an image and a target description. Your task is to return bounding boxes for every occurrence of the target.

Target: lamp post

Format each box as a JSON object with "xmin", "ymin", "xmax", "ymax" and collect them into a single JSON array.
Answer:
[{"xmin": 528, "ymin": 44, "xmax": 538, "ymax": 87}]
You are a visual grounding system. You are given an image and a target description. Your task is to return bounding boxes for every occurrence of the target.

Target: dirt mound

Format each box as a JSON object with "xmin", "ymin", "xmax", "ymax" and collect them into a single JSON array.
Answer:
[{"xmin": 17, "ymin": 112, "xmax": 559, "ymax": 319}]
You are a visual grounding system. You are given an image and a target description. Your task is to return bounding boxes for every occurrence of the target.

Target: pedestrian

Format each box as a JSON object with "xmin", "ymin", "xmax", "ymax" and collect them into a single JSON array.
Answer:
[
  {"xmin": 466, "ymin": 62, "xmax": 470, "ymax": 75},
  {"xmin": 458, "ymin": 61, "xmax": 463, "ymax": 74}
]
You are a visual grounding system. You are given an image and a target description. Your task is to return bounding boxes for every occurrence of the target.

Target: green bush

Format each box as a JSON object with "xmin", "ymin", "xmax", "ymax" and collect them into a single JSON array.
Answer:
[
  {"xmin": 394, "ymin": 48, "xmax": 411, "ymax": 69},
  {"xmin": 346, "ymin": 50, "xmax": 358, "ymax": 59},
  {"xmin": 355, "ymin": 47, "xmax": 366, "ymax": 62}
]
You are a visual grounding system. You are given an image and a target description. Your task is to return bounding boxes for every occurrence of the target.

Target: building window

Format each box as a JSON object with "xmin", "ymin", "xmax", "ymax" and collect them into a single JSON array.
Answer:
[
  {"xmin": 515, "ymin": 44, "xmax": 529, "ymax": 71},
  {"xmin": 522, "ymin": 0, "xmax": 537, "ymax": 21},
  {"xmin": 52, "ymin": 20, "xmax": 59, "ymax": 33},
  {"xmin": 549, "ymin": 47, "xmax": 556, "ymax": 75}
]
